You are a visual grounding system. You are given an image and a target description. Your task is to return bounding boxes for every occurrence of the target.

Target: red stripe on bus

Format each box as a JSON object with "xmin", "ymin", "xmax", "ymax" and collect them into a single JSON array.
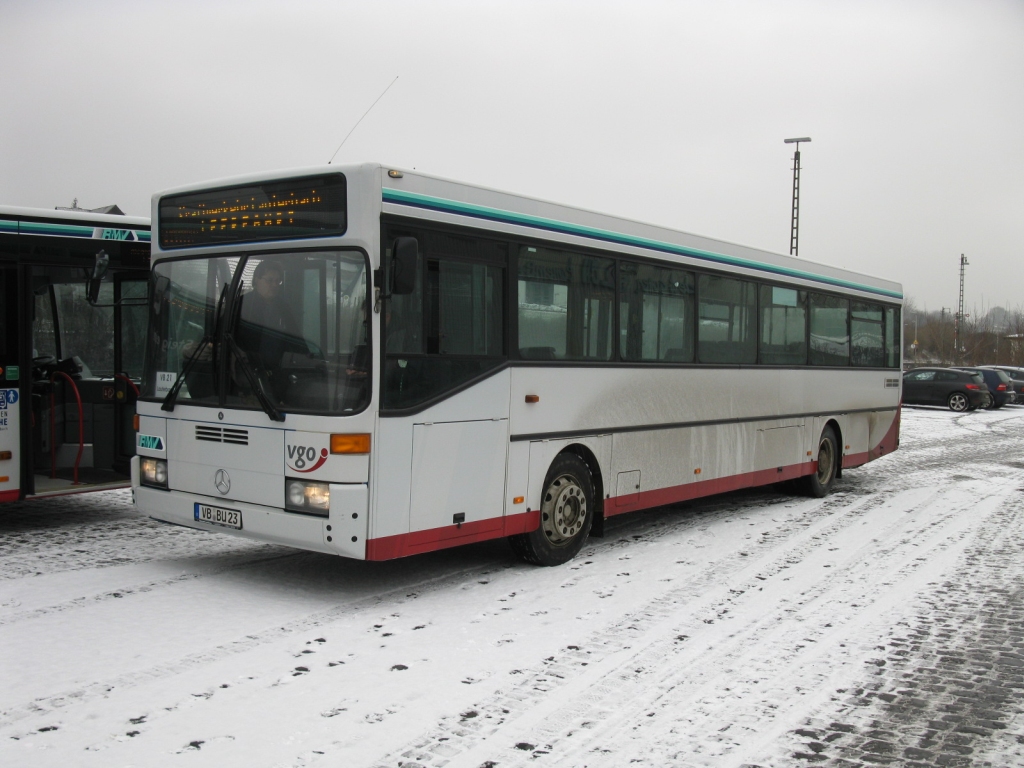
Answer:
[
  {"xmin": 365, "ymin": 509, "xmax": 541, "ymax": 561},
  {"xmin": 605, "ymin": 461, "xmax": 815, "ymax": 516},
  {"xmin": 0, "ymin": 489, "xmax": 20, "ymax": 503},
  {"xmin": 365, "ymin": 411, "xmax": 900, "ymax": 561}
]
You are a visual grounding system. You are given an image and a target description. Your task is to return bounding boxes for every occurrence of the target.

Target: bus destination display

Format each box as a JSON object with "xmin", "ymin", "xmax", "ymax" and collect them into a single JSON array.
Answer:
[{"xmin": 159, "ymin": 174, "xmax": 346, "ymax": 249}]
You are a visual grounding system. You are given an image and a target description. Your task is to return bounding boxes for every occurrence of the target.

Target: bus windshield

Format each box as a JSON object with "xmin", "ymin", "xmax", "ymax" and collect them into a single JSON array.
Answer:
[{"xmin": 144, "ymin": 250, "xmax": 369, "ymax": 415}]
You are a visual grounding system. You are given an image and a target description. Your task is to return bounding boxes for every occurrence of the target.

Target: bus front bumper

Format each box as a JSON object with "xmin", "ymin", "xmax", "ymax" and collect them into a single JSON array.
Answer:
[{"xmin": 134, "ymin": 485, "xmax": 367, "ymax": 559}]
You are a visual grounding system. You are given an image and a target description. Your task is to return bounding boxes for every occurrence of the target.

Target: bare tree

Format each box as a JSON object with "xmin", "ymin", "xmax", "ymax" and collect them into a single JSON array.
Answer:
[{"xmin": 1007, "ymin": 305, "xmax": 1024, "ymax": 367}]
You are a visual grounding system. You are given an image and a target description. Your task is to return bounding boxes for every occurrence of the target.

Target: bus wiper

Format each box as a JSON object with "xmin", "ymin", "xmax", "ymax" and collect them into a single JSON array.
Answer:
[
  {"xmin": 224, "ymin": 334, "xmax": 285, "ymax": 422},
  {"xmin": 162, "ymin": 282, "xmax": 232, "ymax": 413},
  {"xmin": 161, "ymin": 335, "xmax": 212, "ymax": 412}
]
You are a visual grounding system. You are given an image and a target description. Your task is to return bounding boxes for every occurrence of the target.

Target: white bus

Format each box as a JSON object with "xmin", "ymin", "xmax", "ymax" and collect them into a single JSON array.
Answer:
[
  {"xmin": 134, "ymin": 164, "xmax": 902, "ymax": 566},
  {"xmin": 1, "ymin": 206, "xmax": 150, "ymax": 502}
]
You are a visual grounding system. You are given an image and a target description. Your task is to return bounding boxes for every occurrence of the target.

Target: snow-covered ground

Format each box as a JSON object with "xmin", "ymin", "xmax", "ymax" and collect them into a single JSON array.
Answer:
[{"xmin": 2, "ymin": 406, "xmax": 1023, "ymax": 767}]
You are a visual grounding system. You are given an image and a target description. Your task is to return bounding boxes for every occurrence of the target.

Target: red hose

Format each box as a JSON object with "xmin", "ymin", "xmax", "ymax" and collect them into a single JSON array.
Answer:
[{"xmin": 50, "ymin": 372, "xmax": 84, "ymax": 484}]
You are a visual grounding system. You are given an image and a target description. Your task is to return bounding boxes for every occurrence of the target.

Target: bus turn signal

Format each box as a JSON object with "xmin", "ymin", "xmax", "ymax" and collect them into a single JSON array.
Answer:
[{"xmin": 330, "ymin": 433, "xmax": 371, "ymax": 454}]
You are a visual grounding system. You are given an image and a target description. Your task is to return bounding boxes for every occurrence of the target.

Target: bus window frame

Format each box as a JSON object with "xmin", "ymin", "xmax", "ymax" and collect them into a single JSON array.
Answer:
[{"xmin": 377, "ymin": 214, "xmax": 902, "ymax": 421}]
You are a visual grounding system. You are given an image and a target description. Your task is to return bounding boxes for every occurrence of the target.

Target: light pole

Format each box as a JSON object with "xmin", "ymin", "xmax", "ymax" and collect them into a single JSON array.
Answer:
[
  {"xmin": 954, "ymin": 253, "xmax": 969, "ymax": 364},
  {"xmin": 784, "ymin": 137, "xmax": 811, "ymax": 256}
]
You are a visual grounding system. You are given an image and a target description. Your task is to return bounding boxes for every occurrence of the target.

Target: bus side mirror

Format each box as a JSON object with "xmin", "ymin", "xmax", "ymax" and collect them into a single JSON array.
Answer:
[
  {"xmin": 390, "ymin": 237, "xmax": 418, "ymax": 295},
  {"xmin": 86, "ymin": 249, "xmax": 110, "ymax": 304}
]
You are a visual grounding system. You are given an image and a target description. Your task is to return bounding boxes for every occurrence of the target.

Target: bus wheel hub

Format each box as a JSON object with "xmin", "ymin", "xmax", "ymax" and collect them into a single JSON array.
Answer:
[{"xmin": 542, "ymin": 475, "xmax": 587, "ymax": 544}]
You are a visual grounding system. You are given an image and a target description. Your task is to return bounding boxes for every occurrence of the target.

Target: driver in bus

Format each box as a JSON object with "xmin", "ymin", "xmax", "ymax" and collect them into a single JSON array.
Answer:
[{"xmin": 234, "ymin": 260, "xmax": 305, "ymax": 402}]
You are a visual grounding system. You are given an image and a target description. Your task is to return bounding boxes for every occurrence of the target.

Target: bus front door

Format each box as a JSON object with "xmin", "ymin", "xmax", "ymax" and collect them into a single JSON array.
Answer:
[{"xmin": 27, "ymin": 267, "xmax": 145, "ymax": 494}]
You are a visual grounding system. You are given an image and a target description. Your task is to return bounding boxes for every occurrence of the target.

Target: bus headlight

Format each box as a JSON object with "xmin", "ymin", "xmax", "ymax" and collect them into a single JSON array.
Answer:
[
  {"xmin": 140, "ymin": 457, "xmax": 168, "ymax": 489},
  {"xmin": 285, "ymin": 479, "xmax": 331, "ymax": 516}
]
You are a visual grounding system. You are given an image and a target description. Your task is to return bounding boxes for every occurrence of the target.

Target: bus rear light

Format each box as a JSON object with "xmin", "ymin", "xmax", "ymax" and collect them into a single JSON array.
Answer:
[
  {"xmin": 140, "ymin": 457, "xmax": 168, "ymax": 489},
  {"xmin": 330, "ymin": 433, "xmax": 370, "ymax": 454},
  {"xmin": 285, "ymin": 479, "xmax": 331, "ymax": 516},
  {"xmin": 0, "ymin": 451, "xmax": 11, "ymax": 461},
  {"xmin": 133, "ymin": 414, "xmax": 140, "ymax": 431}
]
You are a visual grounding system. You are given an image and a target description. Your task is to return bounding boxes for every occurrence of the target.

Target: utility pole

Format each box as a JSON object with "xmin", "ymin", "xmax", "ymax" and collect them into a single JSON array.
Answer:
[
  {"xmin": 954, "ymin": 254, "xmax": 969, "ymax": 364},
  {"xmin": 784, "ymin": 137, "xmax": 811, "ymax": 256}
]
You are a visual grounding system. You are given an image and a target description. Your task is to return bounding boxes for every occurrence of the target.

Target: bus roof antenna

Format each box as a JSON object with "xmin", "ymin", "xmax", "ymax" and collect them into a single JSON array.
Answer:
[{"xmin": 328, "ymin": 76, "xmax": 399, "ymax": 164}]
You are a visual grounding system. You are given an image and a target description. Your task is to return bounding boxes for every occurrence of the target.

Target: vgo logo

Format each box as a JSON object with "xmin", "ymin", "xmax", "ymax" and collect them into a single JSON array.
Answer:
[{"xmin": 287, "ymin": 444, "xmax": 328, "ymax": 473}]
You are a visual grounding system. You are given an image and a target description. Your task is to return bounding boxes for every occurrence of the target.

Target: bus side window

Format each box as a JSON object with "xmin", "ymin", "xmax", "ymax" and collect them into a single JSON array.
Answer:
[
  {"xmin": 620, "ymin": 262, "xmax": 694, "ymax": 363},
  {"xmin": 884, "ymin": 306, "xmax": 901, "ymax": 368},
  {"xmin": 382, "ymin": 226, "xmax": 506, "ymax": 410},
  {"xmin": 517, "ymin": 246, "xmax": 613, "ymax": 361},
  {"xmin": 851, "ymin": 302, "xmax": 885, "ymax": 367},
  {"xmin": 697, "ymin": 275, "xmax": 756, "ymax": 364},
  {"xmin": 759, "ymin": 285, "xmax": 808, "ymax": 365},
  {"xmin": 809, "ymin": 293, "xmax": 851, "ymax": 366}
]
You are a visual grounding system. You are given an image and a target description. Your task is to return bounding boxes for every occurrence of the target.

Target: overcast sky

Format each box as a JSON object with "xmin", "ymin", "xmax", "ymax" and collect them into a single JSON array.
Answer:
[{"xmin": 2, "ymin": 0, "xmax": 1021, "ymax": 312}]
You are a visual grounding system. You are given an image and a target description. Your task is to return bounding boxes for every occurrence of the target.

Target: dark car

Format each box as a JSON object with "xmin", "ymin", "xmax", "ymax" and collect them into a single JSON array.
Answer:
[
  {"xmin": 902, "ymin": 367, "xmax": 990, "ymax": 411},
  {"xmin": 954, "ymin": 367, "xmax": 1014, "ymax": 408},
  {"xmin": 978, "ymin": 366, "xmax": 1024, "ymax": 404}
]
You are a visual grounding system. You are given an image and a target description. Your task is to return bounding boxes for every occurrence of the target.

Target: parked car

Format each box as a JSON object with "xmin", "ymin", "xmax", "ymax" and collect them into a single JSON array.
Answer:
[
  {"xmin": 902, "ymin": 367, "xmax": 990, "ymax": 411},
  {"xmin": 978, "ymin": 366, "xmax": 1024, "ymax": 404},
  {"xmin": 953, "ymin": 367, "xmax": 1014, "ymax": 409}
]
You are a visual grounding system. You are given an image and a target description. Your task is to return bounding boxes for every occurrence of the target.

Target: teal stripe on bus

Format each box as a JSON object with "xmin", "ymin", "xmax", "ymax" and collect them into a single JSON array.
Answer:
[
  {"xmin": 4, "ymin": 221, "xmax": 150, "ymax": 241},
  {"xmin": 18, "ymin": 221, "xmax": 96, "ymax": 238},
  {"xmin": 383, "ymin": 187, "xmax": 903, "ymax": 300}
]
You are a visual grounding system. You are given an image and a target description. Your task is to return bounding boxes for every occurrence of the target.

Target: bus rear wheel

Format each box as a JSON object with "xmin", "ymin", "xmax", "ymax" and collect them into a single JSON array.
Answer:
[
  {"xmin": 803, "ymin": 426, "xmax": 838, "ymax": 498},
  {"xmin": 510, "ymin": 453, "xmax": 594, "ymax": 566}
]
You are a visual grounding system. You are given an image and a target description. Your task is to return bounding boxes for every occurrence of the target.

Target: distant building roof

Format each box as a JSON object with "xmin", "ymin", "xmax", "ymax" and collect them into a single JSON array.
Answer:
[{"xmin": 55, "ymin": 198, "xmax": 124, "ymax": 216}]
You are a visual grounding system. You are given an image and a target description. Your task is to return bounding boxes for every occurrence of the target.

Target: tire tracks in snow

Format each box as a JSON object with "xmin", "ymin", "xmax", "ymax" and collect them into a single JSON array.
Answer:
[
  {"xmin": 0, "ymin": 550, "xmax": 300, "ymax": 628},
  {"xmin": 326, "ymin": 492, "xmax": 882, "ymax": 767},
  {"xmin": 357, "ymin": 479, "xmax": 1012, "ymax": 768},
  {"xmin": 565, "ymin": 481, "xmax": 1016, "ymax": 768},
  {"xmin": 0, "ymin": 486, "xmax": 824, "ymax": 732},
  {"xmin": 0, "ymin": 557, "xmax": 507, "ymax": 731}
]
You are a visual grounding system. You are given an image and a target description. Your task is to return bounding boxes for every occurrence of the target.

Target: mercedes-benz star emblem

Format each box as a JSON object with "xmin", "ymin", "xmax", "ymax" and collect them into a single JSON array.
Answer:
[{"xmin": 214, "ymin": 469, "xmax": 231, "ymax": 495}]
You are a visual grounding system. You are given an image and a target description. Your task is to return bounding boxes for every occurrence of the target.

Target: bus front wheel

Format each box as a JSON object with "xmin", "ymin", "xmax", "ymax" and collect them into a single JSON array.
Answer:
[
  {"xmin": 510, "ymin": 453, "xmax": 594, "ymax": 566},
  {"xmin": 803, "ymin": 426, "xmax": 839, "ymax": 498}
]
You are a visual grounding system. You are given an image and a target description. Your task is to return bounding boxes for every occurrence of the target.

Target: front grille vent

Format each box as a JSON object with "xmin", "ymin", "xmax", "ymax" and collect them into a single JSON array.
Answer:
[{"xmin": 195, "ymin": 425, "xmax": 249, "ymax": 446}]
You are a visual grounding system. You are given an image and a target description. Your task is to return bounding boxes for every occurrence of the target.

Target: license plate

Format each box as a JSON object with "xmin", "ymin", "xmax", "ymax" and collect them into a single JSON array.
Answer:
[{"xmin": 194, "ymin": 503, "xmax": 242, "ymax": 529}]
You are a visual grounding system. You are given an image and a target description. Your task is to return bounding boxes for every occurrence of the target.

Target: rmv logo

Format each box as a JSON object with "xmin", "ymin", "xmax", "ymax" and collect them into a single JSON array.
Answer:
[
  {"xmin": 102, "ymin": 229, "xmax": 132, "ymax": 241},
  {"xmin": 287, "ymin": 445, "xmax": 328, "ymax": 473},
  {"xmin": 138, "ymin": 435, "xmax": 164, "ymax": 450}
]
